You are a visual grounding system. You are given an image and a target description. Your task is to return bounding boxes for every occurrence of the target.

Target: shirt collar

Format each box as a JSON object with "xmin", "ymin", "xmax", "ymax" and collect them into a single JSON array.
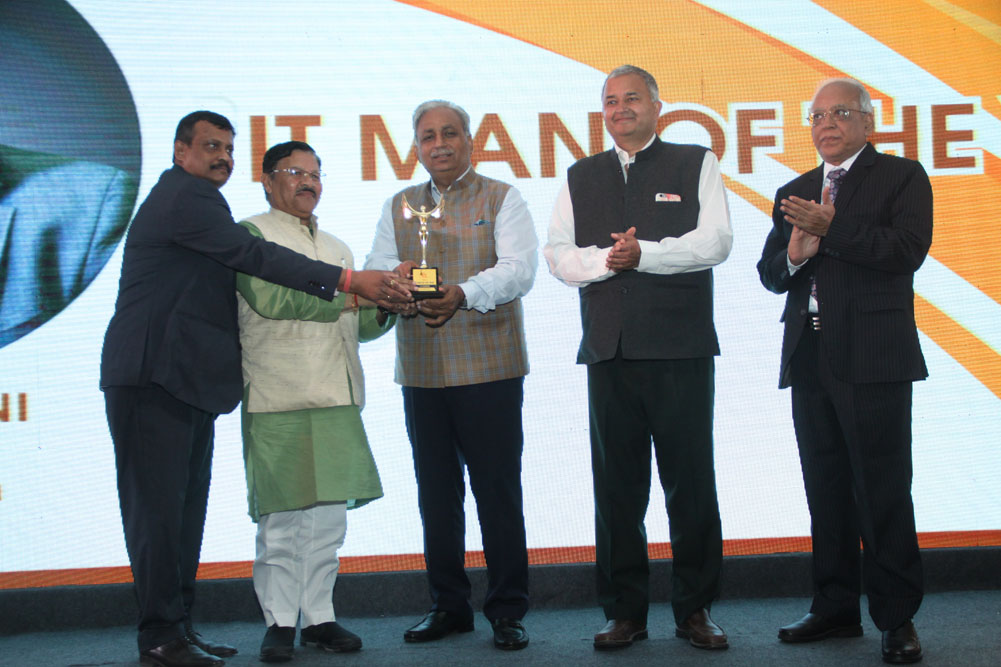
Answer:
[
  {"xmin": 613, "ymin": 134, "xmax": 657, "ymax": 170},
  {"xmin": 823, "ymin": 144, "xmax": 865, "ymax": 180},
  {"xmin": 430, "ymin": 165, "xmax": 473, "ymax": 203}
]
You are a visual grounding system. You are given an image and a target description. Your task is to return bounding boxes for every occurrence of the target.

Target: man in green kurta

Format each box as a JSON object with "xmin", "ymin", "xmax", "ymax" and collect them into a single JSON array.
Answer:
[{"xmin": 236, "ymin": 141, "xmax": 393, "ymax": 662}]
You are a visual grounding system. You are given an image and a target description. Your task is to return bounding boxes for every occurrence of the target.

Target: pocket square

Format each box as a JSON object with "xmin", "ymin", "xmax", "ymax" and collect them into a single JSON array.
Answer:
[
  {"xmin": 473, "ymin": 219, "xmax": 490, "ymax": 226},
  {"xmin": 655, "ymin": 193, "xmax": 681, "ymax": 202}
]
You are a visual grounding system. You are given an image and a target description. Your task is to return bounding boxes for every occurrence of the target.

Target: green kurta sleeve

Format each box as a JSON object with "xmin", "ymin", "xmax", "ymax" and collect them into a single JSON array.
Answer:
[
  {"xmin": 236, "ymin": 221, "xmax": 347, "ymax": 321},
  {"xmin": 359, "ymin": 307, "xmax": 395, "ymax": 342}
]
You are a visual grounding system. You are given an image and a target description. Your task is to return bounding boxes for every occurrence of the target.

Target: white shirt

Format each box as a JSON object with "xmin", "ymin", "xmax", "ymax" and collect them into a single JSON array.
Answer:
[
  {"xmin": 544, "ymin": 140, "xmax": 733, "ymax": 287},
  {"xmin": 364, "ymin": 168, "xmax": 538, "ymax": 313}
]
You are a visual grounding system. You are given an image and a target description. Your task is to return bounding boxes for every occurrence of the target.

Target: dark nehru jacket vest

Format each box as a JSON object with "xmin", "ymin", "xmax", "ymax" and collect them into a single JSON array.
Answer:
[{"xmin": 568, "ymin": 137, "xmax": 720, "ymax": 365}]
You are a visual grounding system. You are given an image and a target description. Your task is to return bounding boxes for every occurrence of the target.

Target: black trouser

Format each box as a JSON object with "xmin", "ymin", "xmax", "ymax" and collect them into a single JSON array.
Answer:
[
  {"xmin": 587, "ymin": 353, "xmax": 722, "ymax": 626},
  {"xmin": 402, "ymin": 377, "xmax": 529, "ymax": 621},
  {"xmin": 105, "ymin": 385, "xmax": 215, "ymax": 651},
  {"xmin": 790, "ymin": 324, "xmax": 923, "ymax": 630}
]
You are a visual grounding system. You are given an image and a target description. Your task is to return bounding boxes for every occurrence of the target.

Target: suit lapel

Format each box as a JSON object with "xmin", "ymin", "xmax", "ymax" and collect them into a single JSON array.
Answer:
[
  {"xmin": 832, "ymin": 142, "xmax": 876, "ymax": 207},
  {"xmin": 799, "ymin": 165, "xmax": 824, "ymax": 205}
]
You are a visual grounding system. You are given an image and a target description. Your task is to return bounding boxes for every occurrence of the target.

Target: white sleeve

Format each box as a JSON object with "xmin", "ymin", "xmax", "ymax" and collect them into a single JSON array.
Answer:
[
  {"xmin": 635, "ymin": 150, "xmax": 733, "ymax": 274},
  {"xmin": 458, "ymin": 187, "xmax": 538, "ymax": 312}
]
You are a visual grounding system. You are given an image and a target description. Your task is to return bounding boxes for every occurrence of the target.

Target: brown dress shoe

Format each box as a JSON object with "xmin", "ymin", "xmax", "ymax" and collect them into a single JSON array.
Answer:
[
  {"xmin": 882, "ymin": 620, "xmax": 922, "ymax": 664},
  {"xmin": 675, "ymin": 608, "xmax": 729, "ymax": 649},
  {"xmin": 593, "ymin": 619, "xmax": 647, "ymax": 650}
]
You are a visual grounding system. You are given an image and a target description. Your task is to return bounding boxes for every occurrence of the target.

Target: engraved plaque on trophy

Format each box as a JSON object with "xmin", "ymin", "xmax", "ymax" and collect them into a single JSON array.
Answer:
[{"xmin": 401, "ymin": 193, "xmax": 444, "ymax": 299}]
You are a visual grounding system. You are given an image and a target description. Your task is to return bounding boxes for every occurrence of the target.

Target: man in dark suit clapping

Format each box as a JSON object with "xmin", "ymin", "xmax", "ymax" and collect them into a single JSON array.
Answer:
[
  {"xmin": 757, "ymin": 78, "xmax": 932, "ymax": 665},
  {"xmin": 101, "ymin": 111, "xmax": 413, "ymax": 667}
]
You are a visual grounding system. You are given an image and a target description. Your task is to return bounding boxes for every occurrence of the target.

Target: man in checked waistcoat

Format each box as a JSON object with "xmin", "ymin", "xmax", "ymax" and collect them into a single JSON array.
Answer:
[{"xmin": 365, "ymin": 99, "xmax": 538, "ymax": 651}]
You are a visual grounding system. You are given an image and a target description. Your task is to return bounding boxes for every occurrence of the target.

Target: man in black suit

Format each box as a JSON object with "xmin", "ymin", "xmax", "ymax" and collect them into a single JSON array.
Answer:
[
  {"xmin": 757, "ymin": 78, "xmax": 932, "ymax": 665},
  {"xmin": 101, "ymin": 111, "xmax": 413, "ymax": 667}
]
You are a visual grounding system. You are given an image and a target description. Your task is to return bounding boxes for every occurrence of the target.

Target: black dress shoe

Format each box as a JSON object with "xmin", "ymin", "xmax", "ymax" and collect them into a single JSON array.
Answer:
[
  {"xmin": 403, "ymin": 610, "xmax": 474, "ymax": 642},
  {"xmin": 882, "ymin": 620, "xmax": 922, "ymax": 664},
  {"xmin": 778, "ymin": 612, "xmax": 863, "ymax": 643},
  {"xmin": 259, "ymin": 625, "xmax": 295, "ymax": 663},
  {"xmin": 139, "ymin": 637, "xmax": 223, "ymax": 667},
  {"xmin": 593, "ymin": 619, "xmax": 647, "ymax": 650},
  {"xmin": 301, "ymin": 621, "xmax": 362, "ymax": 652},
  {"xmin": 184, "ymin": 626, "xmax": 238, "ymax": 658},
  {"xmin": 491, "ymin": 618, "xmax": 529, "ymax": 650},
  {"xmin": 676, "ymin": 608, "xmax": 729, "ymax": 650}
]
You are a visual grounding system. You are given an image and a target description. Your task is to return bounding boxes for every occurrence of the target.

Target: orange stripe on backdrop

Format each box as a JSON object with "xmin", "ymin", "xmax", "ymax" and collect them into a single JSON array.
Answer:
[
  {"xmin": 929, "ymin": 171, "xmax": 1001, "ymax": 308},
  {"xmin": 722, "ymin": 176, "xmax": 775, "ymax": 218},
  {"xmin": 915, "ymin": 295, "xmax": 1001, "ymax": 400},
  {"xmin": 2, "ymin": 532, "xmax": 999, "ymax": 590},
  {"xmin": 396, "ymin": 0, "xmax": 843, "ymax": 171},
  {"xmin": 813, "ymin": 2, "xmax": 1001, "ymax": 309},
  {"xmin": 397, "ymin": 0, "xmax": 1001, "ymax": 399},
  {"xmin": 816, "ymin": 0, "xmax": 1001, "ymax": 122}
]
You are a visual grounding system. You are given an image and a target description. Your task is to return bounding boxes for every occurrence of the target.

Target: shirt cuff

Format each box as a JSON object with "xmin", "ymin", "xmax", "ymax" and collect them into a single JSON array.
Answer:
[
  {"xmin": 787, "ymin": 254, "xmax": 806, "ymax": 275},
  {"xmin": 636, "ymin": 240, "xmax": 659, "ymax": 272}
]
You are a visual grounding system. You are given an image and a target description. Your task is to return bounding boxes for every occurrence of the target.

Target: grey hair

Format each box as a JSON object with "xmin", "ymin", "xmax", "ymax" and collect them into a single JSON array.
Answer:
[
  {"xmin": 811, "ymin": 78, "xmax": 873, "ymax": 113},
  {"xmin": 412, "ymin": 100, "xmax": 471, "ymax": 138},
  {"xmin": 604, "ymin": 65, "xmax": 660, "ymax": 102}
]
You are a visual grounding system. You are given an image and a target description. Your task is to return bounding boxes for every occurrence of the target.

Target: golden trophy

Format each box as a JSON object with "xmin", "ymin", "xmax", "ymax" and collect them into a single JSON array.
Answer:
[{"xmin": 401, "ymin": 193, "xmax": 445, "ymax": 299}]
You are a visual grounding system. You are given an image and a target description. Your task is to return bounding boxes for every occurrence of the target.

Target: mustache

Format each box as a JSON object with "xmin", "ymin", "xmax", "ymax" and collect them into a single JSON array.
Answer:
[
  {"xmin": 211, "ymin": 160, "xmax": 232, "ymax": 173},
  {"xmin": 296, "ymin": 185, "xmax": 317, "ymax": 196},
  {"xmin": 430, "ymin": 147, "xmax": 454, "ymax": 158}
]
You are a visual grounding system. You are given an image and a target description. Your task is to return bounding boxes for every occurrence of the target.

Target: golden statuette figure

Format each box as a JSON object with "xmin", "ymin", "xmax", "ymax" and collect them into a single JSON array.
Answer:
[{"xmin": 401, "ymin": 193, "xmax": 444, "ymax": 299}]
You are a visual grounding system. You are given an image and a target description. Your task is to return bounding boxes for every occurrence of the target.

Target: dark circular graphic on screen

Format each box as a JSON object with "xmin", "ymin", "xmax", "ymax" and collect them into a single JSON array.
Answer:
[{"xmin": 0, "ymin": 0, "xmax": 141, "ymax": 348}]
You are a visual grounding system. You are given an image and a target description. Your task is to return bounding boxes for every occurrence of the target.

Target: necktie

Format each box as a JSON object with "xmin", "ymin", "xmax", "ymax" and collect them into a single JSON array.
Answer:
[
  {"xmin": 827, "ymin": 167, "xmax": 847, "ymax": 203},
  {"xmin": 809, "ymin": 168, "xmax": 847, "ymax": 325}
]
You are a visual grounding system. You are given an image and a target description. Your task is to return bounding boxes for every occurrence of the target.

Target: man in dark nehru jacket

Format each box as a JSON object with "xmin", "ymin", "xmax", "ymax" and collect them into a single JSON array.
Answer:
[
  {"xmin": 545, "ymin": 65, "xmax": 733, "ymax": 652},
  {"xmin": 101, "ymin": 111, "xmax": 413, "ymax": 667},
  {"xmin": 758, "ymin": 77, "xmax": 931, "ymax": 665}
]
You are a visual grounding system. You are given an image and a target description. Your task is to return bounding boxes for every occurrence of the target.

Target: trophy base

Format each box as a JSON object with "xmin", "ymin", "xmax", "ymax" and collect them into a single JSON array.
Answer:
[{"xmin": 412, "ymin": 266, "xmax": 442, "ymax": 300}]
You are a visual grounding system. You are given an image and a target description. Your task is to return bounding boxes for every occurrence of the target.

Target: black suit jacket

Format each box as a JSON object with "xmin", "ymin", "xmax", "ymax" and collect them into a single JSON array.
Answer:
[
  {"xmin": 757, "ymin": 143, "xmax": 933, "ymax": 388},
  {"xmin": 101, "ymin": 166, "xmax": 342, "ymax": 414}
]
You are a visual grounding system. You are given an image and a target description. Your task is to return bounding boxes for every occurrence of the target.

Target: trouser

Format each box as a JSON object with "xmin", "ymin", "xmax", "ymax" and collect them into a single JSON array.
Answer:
[
  {"xmin": 789, "ymin": 324, "xmax": 923, "ymax": 629},
  {"xmin": 402, "ymin": 377, "xmax": 529, "ymax": 621},
  {"xmin": 587, "ymin": 353, "xmax": 722, "ymax": 626},
  {"xmin": 254, "ymin": 503, "xmax": 348, "ymax": 628},
  {"xmin": 105, "ymin": 384, "xmax": 215, "ymax": 651}
]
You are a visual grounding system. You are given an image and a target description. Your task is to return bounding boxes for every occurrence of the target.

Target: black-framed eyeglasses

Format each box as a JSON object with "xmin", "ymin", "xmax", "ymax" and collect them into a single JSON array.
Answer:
[
  {"xmin": 271, "ymin": 167, "xmax": 325, "ymax": 182},
  {"xmin": 806, "ymin": 108, "xmax": 868, "ymax": 126}
]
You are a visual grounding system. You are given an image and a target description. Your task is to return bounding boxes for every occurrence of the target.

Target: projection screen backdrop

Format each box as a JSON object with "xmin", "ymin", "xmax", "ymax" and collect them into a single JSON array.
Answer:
[{"xmin": 1, "ymin": 0, "xmax": 999, "ymax": 587}]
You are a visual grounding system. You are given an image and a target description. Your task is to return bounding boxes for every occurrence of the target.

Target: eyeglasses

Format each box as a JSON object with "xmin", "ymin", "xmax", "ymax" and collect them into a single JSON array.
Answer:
[
  {"xmin": 806, "ymin": 108, "xmax": 869, "ymax": 126},
  {"xmin": 270, "ymin": 167, "xmax": 325, "ymax": 182}
]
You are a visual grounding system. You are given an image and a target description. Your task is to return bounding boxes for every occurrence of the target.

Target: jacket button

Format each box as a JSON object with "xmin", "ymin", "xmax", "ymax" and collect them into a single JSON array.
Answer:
[{"xmin": 620, "ymin": 287, "xmax": 628, "ymax": 294}]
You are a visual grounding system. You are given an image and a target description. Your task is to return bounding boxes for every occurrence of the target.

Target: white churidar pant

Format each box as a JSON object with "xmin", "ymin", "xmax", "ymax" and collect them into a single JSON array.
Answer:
[{"xmin": 253, "ymin": 502, "xmax": 347, "ymax": 628}]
